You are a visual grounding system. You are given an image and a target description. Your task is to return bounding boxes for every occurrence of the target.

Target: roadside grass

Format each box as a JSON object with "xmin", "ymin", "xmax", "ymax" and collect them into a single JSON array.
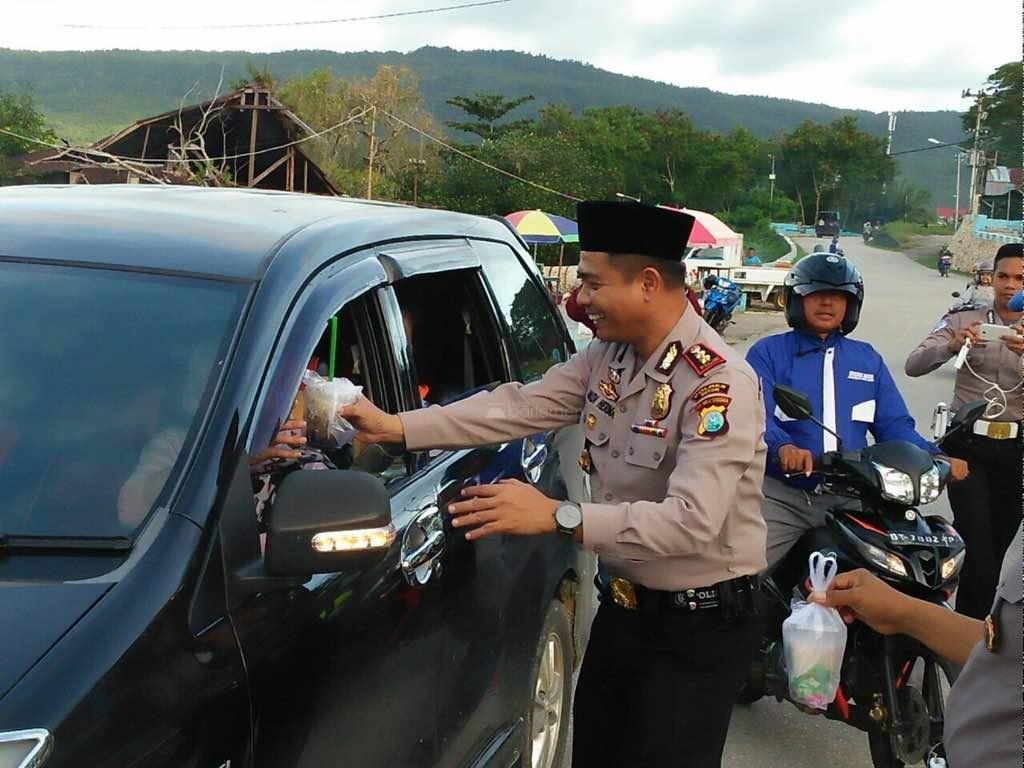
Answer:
[
  {"xmin": 793, "ymin": 242, "xmax": 807, "ymax": 263},
  {"xmin": 881, "ymin": 221, "xmax": 955, "ymax": 248}
]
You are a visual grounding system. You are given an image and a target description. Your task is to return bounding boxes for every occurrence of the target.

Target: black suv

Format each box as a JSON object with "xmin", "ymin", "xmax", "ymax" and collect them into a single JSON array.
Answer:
[{"xmin": 0, "ymin": 185, "xmax": 593, "ymax": 768}]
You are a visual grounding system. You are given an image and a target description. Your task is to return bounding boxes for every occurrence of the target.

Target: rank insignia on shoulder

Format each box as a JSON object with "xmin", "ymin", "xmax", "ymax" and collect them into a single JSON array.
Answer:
[
  {"xmin": 655, "ymin": 341, "xmax": 682, "ymax": 375},
  {"xmin": 697, "ymin": 401, "xmax": 730, "ymax": 438},
  {"xmin": 598, "ymin": 380, "xmax": 620, "ymax": 402},
  {"xmin": 690, "ymin": 381, "xmax": 730, "ymax": 402},
  {"xmin": 650, "ymin": 382, "xmax": 674, "ymax": 420},
  {"xmin": 683, "ymin": 343, "xmax": 726, "ymax": 377}
]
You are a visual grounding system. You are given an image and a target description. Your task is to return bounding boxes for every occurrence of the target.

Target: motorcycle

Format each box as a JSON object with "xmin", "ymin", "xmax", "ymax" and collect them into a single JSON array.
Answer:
[
  {"xmin": 701, "ymin": 275, "xmax": 743, "ymax": 333},
  {"xmin": 740, "ymin": 385, "xmax": 988, "ymax": 768}
]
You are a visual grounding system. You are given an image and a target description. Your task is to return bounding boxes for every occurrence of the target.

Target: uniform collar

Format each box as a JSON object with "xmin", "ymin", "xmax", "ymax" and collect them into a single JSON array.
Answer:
[{"xmin": 618, "ymin": 307, "xmax": 697, "ymax": 399}]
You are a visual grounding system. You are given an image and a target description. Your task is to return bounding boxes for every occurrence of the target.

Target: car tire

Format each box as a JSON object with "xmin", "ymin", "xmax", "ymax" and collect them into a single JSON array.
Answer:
[{"xmin": 523, "ymin": 599, "xmax": 573, "ymax": 768}]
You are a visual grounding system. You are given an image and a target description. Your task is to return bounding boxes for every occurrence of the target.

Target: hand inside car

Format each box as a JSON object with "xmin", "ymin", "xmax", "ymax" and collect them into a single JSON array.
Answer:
[
  {"xmin": 249, "ymin": 419, "xmax": 307, "ymax": 465},
  {"xmin": 448, "ymin": 479, "xmax": 559, "ymax": 541},
  {"xmin": 778, "ymin": 444, "xmax": 814, "ymax": 477},
  {"xmin": 337, "ymin": 395, "xmax": 405, "ymax": 444}
]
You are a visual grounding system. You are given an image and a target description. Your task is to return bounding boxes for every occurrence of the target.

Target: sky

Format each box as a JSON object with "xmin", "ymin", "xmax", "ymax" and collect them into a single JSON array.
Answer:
[{"xmin": 3, "ymin": 0, "xmax": 1020, "ymax": 111}]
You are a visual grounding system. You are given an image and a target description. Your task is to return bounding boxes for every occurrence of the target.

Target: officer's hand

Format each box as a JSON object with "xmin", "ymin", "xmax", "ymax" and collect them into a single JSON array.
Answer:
[
  {"xmin": 945, "ymin": 456, "xmax": 970, "ymax": 482},
  {"xmin": 336, "ymin": 396, "xmax": 405, "ymax": 445},
  {"xmin": 999, "ymin": 326, "xmax": 1024, "ymax": 356},
  {"xmin": 947, "ymin": 322, "xmax": 983, "ymax": 354},
  {"xmin": 778, "ymin": 444, "xmax": 814, "ymax": 477},
  {"xmin": 447, "ymin": 479, "xmax": 558, "ymax": 541},
  {"xmin": 808, "ymin": 569, "xmax": 911, "ymax": 635},
  {"xmin": 250, "ymin": 419, "xmax": 307, "ymax": 466}
]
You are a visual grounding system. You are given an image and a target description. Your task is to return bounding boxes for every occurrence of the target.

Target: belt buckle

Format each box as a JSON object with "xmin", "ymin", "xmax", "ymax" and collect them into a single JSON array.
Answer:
[
  {"xmin": 987, "ymin": 421, "xmax": 1012, "ymax": 440},
  {"xmin": 609, "ymin": 577, "xmax": 638, "ymax": 611}
]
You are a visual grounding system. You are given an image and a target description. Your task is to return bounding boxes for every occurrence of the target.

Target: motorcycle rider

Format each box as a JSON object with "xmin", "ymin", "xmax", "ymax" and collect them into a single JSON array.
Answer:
[
  {"xmin": 828, "ymin": 236, "xmax": 842, "ymax": 255},
  {"xmin": 938, "ymin": 247, "xmax": 953, "ymax": 277},
  {"xmin": 745, "ymin": 253, "xmax": 969, "ymax": 567},
  {"xmin": 862, "ymin": 220, "xmax": 873, "ymax": 243}
]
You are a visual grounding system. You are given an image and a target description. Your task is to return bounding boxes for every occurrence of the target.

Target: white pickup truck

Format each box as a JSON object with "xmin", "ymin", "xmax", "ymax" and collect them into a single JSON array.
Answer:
[{"xmin": 685, "ymin": 239, "xmax": 793, "ymax": 310}]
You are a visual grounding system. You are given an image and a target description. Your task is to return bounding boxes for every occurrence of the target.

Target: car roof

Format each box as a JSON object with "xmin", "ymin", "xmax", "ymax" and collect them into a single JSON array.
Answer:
[{"xmin": 0, "ymin": 185, "xmax": 515, "ymax": 280}]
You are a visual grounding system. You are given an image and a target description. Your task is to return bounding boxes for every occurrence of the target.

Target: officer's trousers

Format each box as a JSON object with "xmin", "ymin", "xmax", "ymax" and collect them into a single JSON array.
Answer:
[
  {"xmin": 571, "ymin": 601, "xmax": 759, "ymax": 768},
  {"xmin": 945, "ymin": 431, "xmax": 1023, "ymax": 620}
]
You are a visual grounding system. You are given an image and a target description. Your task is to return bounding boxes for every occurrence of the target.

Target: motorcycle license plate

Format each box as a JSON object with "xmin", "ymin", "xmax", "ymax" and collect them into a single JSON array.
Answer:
[{"xmin": 888, "ymin": 532, "xmax": 959, "ymax": 547}]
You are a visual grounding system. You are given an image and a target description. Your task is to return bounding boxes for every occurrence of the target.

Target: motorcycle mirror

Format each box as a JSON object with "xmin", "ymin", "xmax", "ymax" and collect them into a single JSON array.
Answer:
[
  {"xmin": 773, "ymin": 385, "xmax": 814, "ymax": 421},
  {"xmin": 950, "ymin": 400, "xmax": 988, "ymax": 428},
  {"xmin": 951, "ymin": 291, "xmax": 961, "ymax": 298}
]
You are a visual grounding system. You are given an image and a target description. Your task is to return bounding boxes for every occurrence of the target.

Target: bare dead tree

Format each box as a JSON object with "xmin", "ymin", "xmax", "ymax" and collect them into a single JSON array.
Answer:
[{"xmin": 167, "ymin": 69, "xmax": 235, "ymax": 186}]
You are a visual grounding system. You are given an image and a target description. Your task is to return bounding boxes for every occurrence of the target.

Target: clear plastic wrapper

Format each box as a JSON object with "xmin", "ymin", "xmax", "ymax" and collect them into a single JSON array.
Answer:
[
  {"xmin": 302, "ymin": 371, "xmax": 362, "ymax": 449},
  {"xmin": 782, "ymin": 552, "xmax": 848, "ymax": 710}
]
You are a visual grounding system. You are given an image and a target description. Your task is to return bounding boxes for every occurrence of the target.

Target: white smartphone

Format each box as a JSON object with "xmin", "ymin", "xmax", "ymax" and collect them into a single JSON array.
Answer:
[{"xmin": 977, "ymin": 323, "xmax": 1011, "ymax": 342}]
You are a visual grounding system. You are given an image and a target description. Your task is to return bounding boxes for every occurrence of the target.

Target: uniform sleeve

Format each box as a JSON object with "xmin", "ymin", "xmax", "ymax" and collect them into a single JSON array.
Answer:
[
  {"xmin": 399, "ymin": 344, "xmax": 597, "ymax": 451},
  {"xmin": 905, "ymin": 316, "xmax": 956, "ymax": 377},
  {"xmin": 871, "ymin": 359, "xmax": 939, "ymax": 454},
  {"xmin": 745, "ymin": 339, "xmax": 791, "ymax": 462},
  {"xmin": 582, "ymin": 368, "xmax": 763, "ymax": 559}
]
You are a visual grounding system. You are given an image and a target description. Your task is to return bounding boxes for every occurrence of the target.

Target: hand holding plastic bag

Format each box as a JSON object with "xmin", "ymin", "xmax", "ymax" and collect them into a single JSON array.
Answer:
[
  {"xmin": 782, "ymin": 552, "xmax": 848, "ymax": 710},
  {"xmin": 302, "ymin": 371, "xmax": 362, "ymax": 449}
]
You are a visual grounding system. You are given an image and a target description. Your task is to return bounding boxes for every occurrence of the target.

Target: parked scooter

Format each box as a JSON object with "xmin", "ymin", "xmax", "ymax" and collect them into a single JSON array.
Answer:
[
  {"xmin": 740, "ymin": 385, "xmax": 988, "ymax": 768},
  {"xmin": 702, "ymin": 274, "xmax": 742, "ymax": 333}
]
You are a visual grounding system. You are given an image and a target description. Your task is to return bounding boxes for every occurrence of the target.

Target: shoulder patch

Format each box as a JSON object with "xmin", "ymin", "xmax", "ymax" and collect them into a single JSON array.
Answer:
[
  {"xmin": 683, "ymin": 343, "xmax": 727, "ymax": 378},
  {"xmin": 696, "ymin": 399, "xmax": 730, "ymax": 438},
  {"xmin": 690, "ymin": 381, "xmax": 730, "ymax": 402},
  {"xmin": 655, "ymin": 341, "xmax": 683, "ymax": 375},
  {"xmin": 931, "ymin": 318, "xmax": 949, "ymax": 333}
]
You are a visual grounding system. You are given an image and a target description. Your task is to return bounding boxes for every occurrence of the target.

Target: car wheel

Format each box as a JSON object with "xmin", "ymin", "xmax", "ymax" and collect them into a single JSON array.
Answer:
[{"xmin": 524, "ymin": 599, "xmax": 572, "ymax": 768}]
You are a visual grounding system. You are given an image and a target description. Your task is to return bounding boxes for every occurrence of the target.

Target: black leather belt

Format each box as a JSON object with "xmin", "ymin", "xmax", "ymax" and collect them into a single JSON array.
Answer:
[{"xmin": 596, "ymin": 572, "xmax": 759, "ymax": 622}]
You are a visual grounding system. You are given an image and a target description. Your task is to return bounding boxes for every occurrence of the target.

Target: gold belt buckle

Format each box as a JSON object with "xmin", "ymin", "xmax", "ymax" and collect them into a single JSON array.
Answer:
[
  {"xmin": 609, "ymin": 577, "xmax": 638, "ymax": 611},
  {"xmin": 987, "ymin": 421, "xmax": 1012, "ymax": 440}
]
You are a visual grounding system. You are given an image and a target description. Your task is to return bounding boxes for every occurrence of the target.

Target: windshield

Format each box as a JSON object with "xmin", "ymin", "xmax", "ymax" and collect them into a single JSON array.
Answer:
[{"xmin": 0, "ymin": 262, "xmax": 247, "ymax": 540}]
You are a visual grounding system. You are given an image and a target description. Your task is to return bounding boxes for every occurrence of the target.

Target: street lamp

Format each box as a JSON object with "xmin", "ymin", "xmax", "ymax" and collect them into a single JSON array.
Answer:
[
  {"xmin": 615, "ymin": 192, "xmax": 641, "ymax": 202},
  {"xmin": 768, "ymin": 153, "xmax": 776, "ymax": 220},
  {"xmin": 928, "ymin": 138, "xmax": 968, "ymax": 229}
]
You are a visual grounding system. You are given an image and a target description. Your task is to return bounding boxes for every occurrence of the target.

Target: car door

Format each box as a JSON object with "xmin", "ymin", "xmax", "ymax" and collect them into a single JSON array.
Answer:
[{"xmin": 222, "ymin": 254, "xmax": 447, "ymax": 768}]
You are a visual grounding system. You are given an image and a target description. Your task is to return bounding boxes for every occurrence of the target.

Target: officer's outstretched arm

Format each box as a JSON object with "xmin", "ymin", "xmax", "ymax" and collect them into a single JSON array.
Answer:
[
  {"xmin": 398, "ymin": 344, "xmax": 598, "ymax": 452},
  {"xmin": 905, "ymin": 317, "xmax": 956, "ymax": 377},
  {"xmin": 582, "ymin": 369, "xmax": 764, "ymax": 560}
]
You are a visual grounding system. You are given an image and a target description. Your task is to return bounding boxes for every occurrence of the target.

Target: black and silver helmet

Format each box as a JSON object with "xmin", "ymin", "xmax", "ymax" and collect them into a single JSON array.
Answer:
[{"xmin": 784, "ymin": 253, "xmax": 864, "ymax": 335}]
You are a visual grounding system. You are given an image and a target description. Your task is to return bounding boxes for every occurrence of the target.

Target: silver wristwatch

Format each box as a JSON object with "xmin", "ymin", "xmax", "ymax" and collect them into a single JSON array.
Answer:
[{"xmin": 554, "ymin": 501, "xmax": 583, "ymax": 536}]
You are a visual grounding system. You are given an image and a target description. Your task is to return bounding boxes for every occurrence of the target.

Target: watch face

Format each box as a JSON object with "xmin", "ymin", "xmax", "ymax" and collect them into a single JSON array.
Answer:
[{"xmin": 556, "ymin": 503, "xmax": 582, "ymax": 530}]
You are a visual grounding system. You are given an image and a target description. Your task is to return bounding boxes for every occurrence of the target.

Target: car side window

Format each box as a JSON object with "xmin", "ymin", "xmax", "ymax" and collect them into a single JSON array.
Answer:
[
  {"xmin": 392, "ymin": 268, "xmax": 507, "ymax": 408},
  {"xmin": 476, "ymin": 240, "xmax": 570, "ymax": 382}
]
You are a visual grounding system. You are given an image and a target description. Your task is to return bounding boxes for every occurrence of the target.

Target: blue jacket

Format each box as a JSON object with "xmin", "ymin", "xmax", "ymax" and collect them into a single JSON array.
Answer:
[{"xmin": 746, "ymin": 330, "xmax": 938, "ymax": 487}]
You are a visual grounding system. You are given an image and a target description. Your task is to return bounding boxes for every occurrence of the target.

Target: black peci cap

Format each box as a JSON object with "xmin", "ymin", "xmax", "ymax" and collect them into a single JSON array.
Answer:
[{"xmin": 576, "ymin": 200, "xmax": 695, "ymax": 260}]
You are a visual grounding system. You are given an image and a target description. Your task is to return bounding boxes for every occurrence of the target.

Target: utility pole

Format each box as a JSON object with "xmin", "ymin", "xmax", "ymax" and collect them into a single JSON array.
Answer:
[
  {"xmin": 768, "ymin": 153, "xmax": 776, "ymax": 220},
  {"xmin": 962, "ymin": 89, "xmax": 990, "ymax": 216},
  {"xmin": 880, "ymin": 111, "xmax": 898, "ymax": 199},
  {"xmin": 366, "ymin": 106, "xmax": 378, "ymax": 200},
  {"xmin": 953, "ymin": 151, "xmax": 963, "ymax": 229}
]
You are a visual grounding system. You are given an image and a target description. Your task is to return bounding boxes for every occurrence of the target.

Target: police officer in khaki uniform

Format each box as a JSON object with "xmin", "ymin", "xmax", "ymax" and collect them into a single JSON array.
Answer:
[
  {"xmin": 905, "ymin": 242, "xmax": 1023, "ymax": 619},
  {"xmin": 812, "ymin": 521, "xmax": 1022, "ymax": 767},
  {"xmin": 341, "ymin": 201, "xmax": 767, "ymax": 767}
]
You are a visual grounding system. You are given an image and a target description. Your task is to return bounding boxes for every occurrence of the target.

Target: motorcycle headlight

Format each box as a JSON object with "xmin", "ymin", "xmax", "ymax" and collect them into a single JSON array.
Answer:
[
  {"xmin": 941, "ymin": 550, "xmax": 966, "ymax": 581},
  {"xmin": 864, "ymin": 541, "xmax": 909, "ymax": 578},
  {"xmin": 0, "ymin": 729, "xmax": 51, "ymax": 768},
  {"xmin": 919, "ymin": 465, "xmax": 943, "ymax": 505},
  {"xmin": 872, "ymin": 462, "xmax": 916, "ymax": 504}
]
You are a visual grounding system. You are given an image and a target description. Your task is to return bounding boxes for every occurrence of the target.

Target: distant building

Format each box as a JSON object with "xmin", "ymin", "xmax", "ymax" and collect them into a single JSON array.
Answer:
[
  {"xmin": 13, "ymin": 86, "xmax": 338, "ymax": 195},
  {"xmin": 936, "ymin": 206, "xmax": 969, "ymax": 224}
]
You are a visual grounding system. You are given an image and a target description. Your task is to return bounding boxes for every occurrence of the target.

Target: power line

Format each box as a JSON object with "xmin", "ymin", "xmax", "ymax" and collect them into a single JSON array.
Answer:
[
  {"xmin": 889, "ymin": 141, "xmax": 967, "ymax": 157},
  {"xmin": 59, "ymin": 0, "xmax": 510, "ymax": 30}
]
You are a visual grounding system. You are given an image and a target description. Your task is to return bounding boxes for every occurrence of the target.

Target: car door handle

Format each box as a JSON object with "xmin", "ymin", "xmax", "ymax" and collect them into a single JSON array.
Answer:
[{"xmin": 401, "ymin": 504, "xmax": 445, "ymax": 587}]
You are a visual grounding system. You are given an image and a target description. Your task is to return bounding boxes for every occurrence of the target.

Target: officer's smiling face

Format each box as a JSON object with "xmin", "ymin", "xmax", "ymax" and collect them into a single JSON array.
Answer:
[
  {"xmin": 802, "ymin": 291, "xmax": 848, "ymax": 337},
  {"xmin": 576, "ymin": 250, "xmax": 652, "ymax": 341}
]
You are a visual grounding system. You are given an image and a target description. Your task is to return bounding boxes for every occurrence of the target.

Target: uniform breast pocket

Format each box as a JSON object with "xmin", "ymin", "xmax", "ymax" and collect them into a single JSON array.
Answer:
[
  {"xmin": 625, "ymin": 433, "xmax": 669, "ymax": 470},
  {"xmin": 850, "ymin": 399, "xmax": 876, "ymax": 423}
]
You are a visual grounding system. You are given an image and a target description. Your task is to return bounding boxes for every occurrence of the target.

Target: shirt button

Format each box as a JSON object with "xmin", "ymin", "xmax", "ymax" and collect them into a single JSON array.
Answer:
[
  {"xmin": 618, "ymin": 403, "xmax": 628, "ymax": 413},
  {"xmin": 611, "ymin": 450, "xmax": 620, "ymax": 458},
  {"xmin": 604, "ymin": 493, "xmax": 614, "ymax": 501},
  {"xmin": 598, "ymin": 432, "xmax": 607, "ymax": 441}
]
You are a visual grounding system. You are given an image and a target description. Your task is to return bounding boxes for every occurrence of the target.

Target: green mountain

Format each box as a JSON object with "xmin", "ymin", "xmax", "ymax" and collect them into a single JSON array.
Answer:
[{"xmin": 0, "ymin": 46, "xmax": 968, "ymax": 207}]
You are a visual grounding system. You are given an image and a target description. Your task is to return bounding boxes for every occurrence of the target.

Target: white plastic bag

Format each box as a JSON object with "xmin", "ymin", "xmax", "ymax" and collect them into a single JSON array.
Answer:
[
  {"xmin": 782, "ymin": 552, "xmax": 848, "ymax": 710},
  {"xmin": 302, "ymin": 370, "xmax": 362, "ymax": 449}
]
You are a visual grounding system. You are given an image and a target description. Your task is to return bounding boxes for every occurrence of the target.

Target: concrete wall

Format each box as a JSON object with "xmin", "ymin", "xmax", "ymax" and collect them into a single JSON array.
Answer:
[{"xmin": 948, "ymin": 215, "xmax": 1021, "ymax": 272}]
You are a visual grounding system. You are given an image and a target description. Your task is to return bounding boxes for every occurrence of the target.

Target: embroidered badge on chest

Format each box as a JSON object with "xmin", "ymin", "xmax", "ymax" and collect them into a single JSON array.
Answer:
[
  {"xmin": 683, "ymin": 343, "xmax": 726, "ymax": 377},
  {"xmin": 597, "ymin": 399, "xmax": 616, "ymax": 417},
  {"xmin": 608, "ymin": 366, "xmax": 622, "ymax": 385},
  {"xmin": 584, "ymin": 413, "xmax": 598, "ymax": 430},
  {"xmin": 587, "ymin": 390, "xmax": 599, "ymax": 404},
  {"xmin": 650, "ymin": 382, "xmax": 674, "ymax": 420},
  {"xmin": 598, "ymin": 379, "xmax": 620, "ymax": 402},
  {"xmin": 690, "ymin": 381, "xmax": 730, "ymax": 402}
]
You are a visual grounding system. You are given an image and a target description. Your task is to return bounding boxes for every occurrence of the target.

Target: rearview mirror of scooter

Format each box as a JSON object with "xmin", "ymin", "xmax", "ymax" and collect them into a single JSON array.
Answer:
[
  {"xmin": 951, "ymin": 291, "xmax": 961, "ymax": 298},
  {"xmin": 773, "ymin": 385, "xmax": 814, "ymax": 421},
  {"xmin": 945, "ymin": 400, "xmax": 989, "ymax": 438}
]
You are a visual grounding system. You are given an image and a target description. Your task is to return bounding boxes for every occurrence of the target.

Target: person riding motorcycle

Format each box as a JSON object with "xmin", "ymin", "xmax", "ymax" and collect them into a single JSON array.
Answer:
[
  {"xmin": 962, "ymin": 260, "xmax": 995, "ymax": 307},
  {"xmin": 862, "ymin": 220, "xmax": 873, "ymax": 243},
  {"xmin": 744, "ymin": 253, "xmax": 969, "ymax": 567},
  {"xmin": 938, "ymin": 247, "xmax": 953, "ymax": 278}
]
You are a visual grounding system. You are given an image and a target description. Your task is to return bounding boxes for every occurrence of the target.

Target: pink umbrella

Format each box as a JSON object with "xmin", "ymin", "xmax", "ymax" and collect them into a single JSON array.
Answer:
[{"xmin": 658, "ymin": 205, "xmax": 718, "ymax": 245}]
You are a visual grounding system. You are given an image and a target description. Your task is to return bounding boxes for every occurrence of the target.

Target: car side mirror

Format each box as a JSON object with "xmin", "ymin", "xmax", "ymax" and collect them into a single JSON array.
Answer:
[
  {"xmin": 265, "ymin": 470, "xmax": 393, "ymax": 577},
  {"xmin": 773, "ymin": 384, "xmax": 814, "ymax": 421}
]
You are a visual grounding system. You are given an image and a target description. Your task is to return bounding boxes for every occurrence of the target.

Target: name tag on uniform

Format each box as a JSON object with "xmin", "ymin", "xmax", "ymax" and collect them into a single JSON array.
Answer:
[{"xmin": 848, "ymin": 371, "xmax": 875, "ymax": 382}]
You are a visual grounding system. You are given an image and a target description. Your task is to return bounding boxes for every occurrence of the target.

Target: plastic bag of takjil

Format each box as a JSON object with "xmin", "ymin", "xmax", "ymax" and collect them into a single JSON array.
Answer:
[
  {"xmin": 782, "ymin": 552, "xmax": 848, "ymax": 710},
  {"xmin": 301, "ymin": 370, "xmax": 362, "ymax": 449}
]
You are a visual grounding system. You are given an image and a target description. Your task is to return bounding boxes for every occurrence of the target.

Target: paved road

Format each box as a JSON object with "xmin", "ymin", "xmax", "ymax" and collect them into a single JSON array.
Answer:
[{"xmin": 721, "ymin": 235, "xmax": 959, "ymax": 768}]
